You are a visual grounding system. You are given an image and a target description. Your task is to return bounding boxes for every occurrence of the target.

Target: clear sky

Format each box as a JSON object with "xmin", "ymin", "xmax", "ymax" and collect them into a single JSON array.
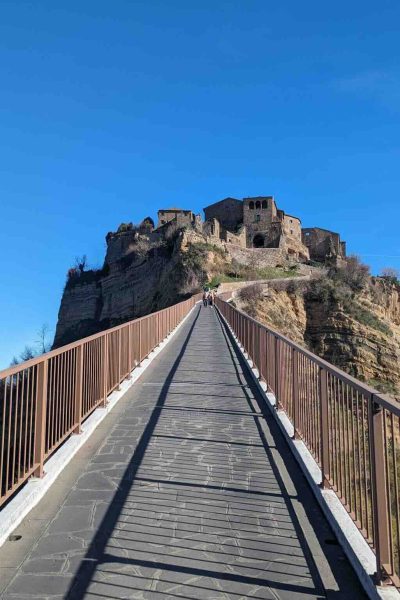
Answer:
[{"xmin": 1, "ymin": 0, "xmax": 399, "ymax": 368}]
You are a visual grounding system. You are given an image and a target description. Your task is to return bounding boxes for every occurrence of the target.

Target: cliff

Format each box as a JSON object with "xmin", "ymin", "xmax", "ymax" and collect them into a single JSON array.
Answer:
[
  {"xmin": 53, "ymin": 225, "xmax": 231, "ymax": 347},
  {"xmin": 235, "ymin": 274, "xmax": 400, "ymax": 399}
]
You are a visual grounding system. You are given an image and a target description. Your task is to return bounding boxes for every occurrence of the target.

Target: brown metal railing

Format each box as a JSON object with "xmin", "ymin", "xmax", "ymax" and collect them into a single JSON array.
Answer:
[
  {"xmin": 216, "ymin": 296, "xmax": 400, "ymax": 587},
  {"xmin": 0, "ymin": 295, "xmax": 200, "ymax": 508}
]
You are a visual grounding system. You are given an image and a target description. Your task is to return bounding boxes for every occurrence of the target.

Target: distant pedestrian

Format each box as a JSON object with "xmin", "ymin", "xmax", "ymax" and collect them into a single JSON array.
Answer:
[
  {"xmin": 208, "ymin": 290, "xmax": 214, "ymax": 307},
  {"xmin": 202, "ymin": 291, "xmax": 208, "ymax": 307}
]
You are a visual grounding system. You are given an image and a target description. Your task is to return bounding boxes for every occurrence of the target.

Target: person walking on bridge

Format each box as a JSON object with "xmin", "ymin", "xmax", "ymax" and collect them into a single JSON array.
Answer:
[{"xmin": 202, "ymin": 290, "xmax": 208, "ymax": 307}]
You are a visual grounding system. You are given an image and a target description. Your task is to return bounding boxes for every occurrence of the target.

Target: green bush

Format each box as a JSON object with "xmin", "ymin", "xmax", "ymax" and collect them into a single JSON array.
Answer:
[
  {"xmin": 330, "ymin": 255, "xmax": 370, "ymax": 292},
  {"xmin": 347, "ymin": 303, "xmax": 392, "ymax": 336}
]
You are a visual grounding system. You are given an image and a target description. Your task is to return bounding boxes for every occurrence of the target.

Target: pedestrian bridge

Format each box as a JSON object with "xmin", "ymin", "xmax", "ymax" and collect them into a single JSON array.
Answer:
[{"xmin": 0, "ymin": 297, "xmax": 398, "ymax": 599}]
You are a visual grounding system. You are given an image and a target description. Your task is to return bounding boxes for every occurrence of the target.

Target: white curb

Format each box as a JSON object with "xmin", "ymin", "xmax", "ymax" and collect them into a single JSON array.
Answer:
[
  {"xmin": 217, "ymin": 308, "xmax": 400, "ymax": 600},
  {"xmin": 0, "ymin": 304, "xmax": 199, "ymax": 548}
]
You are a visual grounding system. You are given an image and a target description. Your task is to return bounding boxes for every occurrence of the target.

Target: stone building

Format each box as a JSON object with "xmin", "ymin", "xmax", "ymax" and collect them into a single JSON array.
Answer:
[
  {"xmin": 203, "ymin": 197, "xmax": 243, "ymax": 232},
  {"xmin": 302, "ymin": 228, "xmax": 346, "ymax": 264},
  {"xmin": 152, "ymin": 197, "xmax": 345, "ymax": 266},
  {"xmin": 203, "ymin": 196, "xmax": 309, "ymax": 261},
  {"xmin": 157, "ymin": 208, "xmax": 195, "ymax": 228}
]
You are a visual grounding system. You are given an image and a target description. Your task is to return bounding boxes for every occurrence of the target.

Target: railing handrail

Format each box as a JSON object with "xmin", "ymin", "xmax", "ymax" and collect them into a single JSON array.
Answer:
[
  {"xmin": 0, "ymin": 296, "xmax": 199, "ymax": 379},
  {"xmin": 0, "ymin": 293, "xmax": 201, "ymax": 508},
  {"xmin": 220, "ymin": 298, "xmax": 399, "ymax": 416},
  {"xmin": 216, "ymin": 295, "xmax": 400, "ymax": 586}
]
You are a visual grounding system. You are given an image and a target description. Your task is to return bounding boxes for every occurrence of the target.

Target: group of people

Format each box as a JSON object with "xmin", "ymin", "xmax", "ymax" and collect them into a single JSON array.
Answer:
[{"xmin": 202, "ymin": 289, "xmax": 215, "ymax": 307}]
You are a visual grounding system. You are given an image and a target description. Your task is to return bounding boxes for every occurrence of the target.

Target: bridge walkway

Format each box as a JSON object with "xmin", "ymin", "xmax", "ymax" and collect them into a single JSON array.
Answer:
[{"xmin": 0, "ymin": 305, "xmax": 366, "ymax": 599}]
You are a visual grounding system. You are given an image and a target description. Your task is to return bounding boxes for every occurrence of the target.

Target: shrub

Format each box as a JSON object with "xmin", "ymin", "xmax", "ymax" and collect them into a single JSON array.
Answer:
[
  {"xmin": 347, "ymin": 303, "xmax": 392, "ymax": 336},
  {"xmin": 238, "ymin": 283, "xmax": 263, "ymax": 303},
  {"xmin": 305, "ymin": 277, "xmax": 352, "ymax": 309},
  {"xmin": 117, "ymin": 222, "xmax": 134, "ymax": 233},
  {"xmin": 331, "ymin": 255, "xmax": 370, "ymax": 292},
  {"xmin": 380, "ymin": 267, "xmax": 400, "ymax": 286}
]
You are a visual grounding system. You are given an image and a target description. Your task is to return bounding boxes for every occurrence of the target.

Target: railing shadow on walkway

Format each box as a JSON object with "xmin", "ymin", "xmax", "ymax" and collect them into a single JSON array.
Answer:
[
  {"xmin": 63, "ymin": 305, "xmax": 360, "ymax": 599},
  {"xmin": 64, "ymin": 308, "xmax": 202, "ymax": 600}
]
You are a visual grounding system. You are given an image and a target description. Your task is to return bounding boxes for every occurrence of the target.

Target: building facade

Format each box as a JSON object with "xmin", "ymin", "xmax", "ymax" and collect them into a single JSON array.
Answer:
[
  {"xmin": 302, "ymin": 228, "xmax": 346, "ymax": 263},
  {"xmin": 157, "ymin": 208, "xmax": 195, "ymax": 228},
  {"xmin": 202, "ymin": 196, "xmax": 309, "ymax": 261},
  {"xmin": 203, "ymin": 197, "xmax": 243, "ymax": 232}
]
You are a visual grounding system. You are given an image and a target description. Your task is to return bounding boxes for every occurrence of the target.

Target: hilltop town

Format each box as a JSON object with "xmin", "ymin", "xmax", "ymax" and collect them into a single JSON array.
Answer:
[
  {"xmin": 54, "ymin": 194, "xmax": 349, "ymax": 348},
  {"xmin": 106, "ymin": 195, "xmax": 347, "ymax": 269}
]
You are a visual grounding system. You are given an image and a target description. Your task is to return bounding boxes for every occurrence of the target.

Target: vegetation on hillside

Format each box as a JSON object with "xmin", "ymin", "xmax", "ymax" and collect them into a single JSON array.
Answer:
[{"xmin": 236, "ymin": 256, "xmax": 400, "ymax": 398}]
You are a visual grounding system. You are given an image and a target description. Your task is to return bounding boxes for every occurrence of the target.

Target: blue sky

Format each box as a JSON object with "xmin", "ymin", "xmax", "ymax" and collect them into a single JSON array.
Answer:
[{"xmin": 1, "ymin": 0, "xmax": 399, "ymax": 368}]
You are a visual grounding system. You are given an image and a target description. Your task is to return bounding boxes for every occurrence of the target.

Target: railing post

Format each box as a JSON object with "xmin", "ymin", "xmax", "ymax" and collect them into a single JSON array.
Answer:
[
  {"xmin": 127, "ymin": 325, "xmax": 132, "ymax": 379},
  {"xmin": 33, "ymin": 359, "xmax": 48, "ymax": 478},
  {"xmin": 117, "ymin": 329, "xmax": 121, "ymax": 390},
  {"xmin": 292, "ymin": 348, "xmax": 299, "ymax": 438},
  {"xmin": 371, "ymin": 398, "xmax": 392, "ymax": 584},
  {"xmin": 275, "ymin": 337, "xmax": 281, "ymax": 408},
  {"xmin": 74, "ymin": 345, "xmax": 83, "ymax": 434},
  {"xmin": 102, "ymin": 335, "xmax": 108, "ymax": 406},
  {"xmin": 319, "ymin": 367, "xmax": 330, "ymax": 487},
  {"xmin": 138, "ymin": 319, "xmax": 142, "ymax": 366}
]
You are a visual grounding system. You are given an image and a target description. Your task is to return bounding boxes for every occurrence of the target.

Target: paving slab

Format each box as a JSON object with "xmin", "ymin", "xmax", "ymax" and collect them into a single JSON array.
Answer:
[{"xmin": 0, "ymin": 306, "xmax": 367, "ymax": 599}]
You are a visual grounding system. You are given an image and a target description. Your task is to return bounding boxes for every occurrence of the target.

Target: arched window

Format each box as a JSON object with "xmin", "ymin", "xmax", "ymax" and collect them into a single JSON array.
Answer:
[
  {"xmin": 249, "ymin": 201, "xmax": 254, "ymax": 210},
  {"xmin": 255, "ymin": 201, "xmax": 261, "ymax": 209},
  {"xmin": 262, "ymin": 200, "xmax": 267, "ymax": 209}
]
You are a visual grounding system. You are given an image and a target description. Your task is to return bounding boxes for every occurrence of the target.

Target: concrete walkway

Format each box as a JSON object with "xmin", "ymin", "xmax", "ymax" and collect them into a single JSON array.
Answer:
[{"xmin": 0, "ymin": 306, "xmax": 366, "ymax": 599}]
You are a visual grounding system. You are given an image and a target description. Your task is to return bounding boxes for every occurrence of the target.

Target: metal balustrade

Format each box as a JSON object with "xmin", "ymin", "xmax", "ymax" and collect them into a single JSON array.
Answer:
[
  {"xmin": 0, "ymin": 295, "xmax": 199, "ymax": 508},
  {"xmin": 216, "ymin": 296, "xmax": 400, "ymax": 588}
]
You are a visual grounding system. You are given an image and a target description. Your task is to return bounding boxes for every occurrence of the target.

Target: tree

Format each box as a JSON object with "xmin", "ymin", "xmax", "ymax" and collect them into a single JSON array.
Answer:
[
  {"xmin": 381, "ymin": 267, "xmax": 399, "ymax": 283},
  {"xmin": 74, "ymin": 254, "xmax": 87, "ymax": 274},
  {"xmin": 332, "ymin": 255, "xmax": 370, "ymax": 292},
  {"xmin": 36, "ymin": 323, "xmax": 51, "ymax": 354},
  {"xmin": 19, "ymin": 346, "xmax": 36, "ymax": 362}
]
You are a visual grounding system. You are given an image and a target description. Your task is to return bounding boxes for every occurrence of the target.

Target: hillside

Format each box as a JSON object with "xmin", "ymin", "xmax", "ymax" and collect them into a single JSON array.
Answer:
[
  {"xmin": 53, "ymin": 223, "xmax": 301, "ymax": 348},
  {"xmin": 53, "ymin": 215, "xmax": 400, "ymax": 402},
  {"xmin": 234, "ymin": 266, "xmax": 400, "ymax": 399}
]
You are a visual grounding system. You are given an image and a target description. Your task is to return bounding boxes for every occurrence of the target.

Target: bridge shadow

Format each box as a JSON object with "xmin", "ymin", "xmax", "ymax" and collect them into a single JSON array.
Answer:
[{"xmin": 62, "ymin": 305, "xmax": 363, "ymax": 600}]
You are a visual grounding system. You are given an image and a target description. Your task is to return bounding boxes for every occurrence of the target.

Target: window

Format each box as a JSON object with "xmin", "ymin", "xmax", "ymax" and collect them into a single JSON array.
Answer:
[
  {"xmin": 255, "ymin": 214, "xmax": 261, "ymax": 222},
  {"xmin": 255, "ymin": 200, "xmax": 261, "ymax": 209},
  {"xmin": 249, "ymin": 201, "xmax": 254, "ymax": 210},
  {"xmin": 290, "ymin": 229, "xmax": 293, "ymax": 235},
  {"xmin": 262, "ymin": 200, "xmax": 267, "ymax": 209}
]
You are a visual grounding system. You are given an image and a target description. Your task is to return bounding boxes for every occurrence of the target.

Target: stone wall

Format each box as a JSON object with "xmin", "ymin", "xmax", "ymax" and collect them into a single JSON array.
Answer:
[
  {"xmin": 221, "ymin": 226, "xmax": 247, "ymax": 248},
  {"xmin": 302, "ymin": 228, "xmax": 346, "ymax": 262},
  {"xmin": 227, "ymin": 245, "xmax": 288, "ymax": 268},
  {"xmin": 203, "ymin": 197, "xmax": 243, "ymax": 232},
  {"xmin": 157, "ymin": 209, "xmax": 194, "ymax": 228},
  {"xmin": 105, "ymin": 230, "xmax": 137, "ymax": 264},
  {"xmin": 203, "ymin": 218, "xmax": 220, "ymax": 240}
]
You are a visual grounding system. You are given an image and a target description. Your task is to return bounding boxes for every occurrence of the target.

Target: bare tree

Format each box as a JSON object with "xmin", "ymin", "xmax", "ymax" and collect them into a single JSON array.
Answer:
[
  {"xmin": 74, "ymin": 254, "xmax": 87, "ymax": 274},
  {"xmin": 333, "ymin": 255, "xmax": 370, "ymax": 292},
  {"xmin": 36, "ymin": 323, "xmax": 51, "ymax": 354},
  {"xmin": 381, "ymin": 267, "xmax": 399, "ymax": 281}
]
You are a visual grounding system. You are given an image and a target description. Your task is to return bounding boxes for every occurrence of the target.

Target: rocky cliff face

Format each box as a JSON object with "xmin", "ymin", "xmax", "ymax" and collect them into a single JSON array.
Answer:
[
  {"xmin": 53, "ymin": 226, "xmax": 230, "ymax": 348},
  {"xmin": 236, "ymin": 277, "xmax": 400, "ymax": 399}
]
